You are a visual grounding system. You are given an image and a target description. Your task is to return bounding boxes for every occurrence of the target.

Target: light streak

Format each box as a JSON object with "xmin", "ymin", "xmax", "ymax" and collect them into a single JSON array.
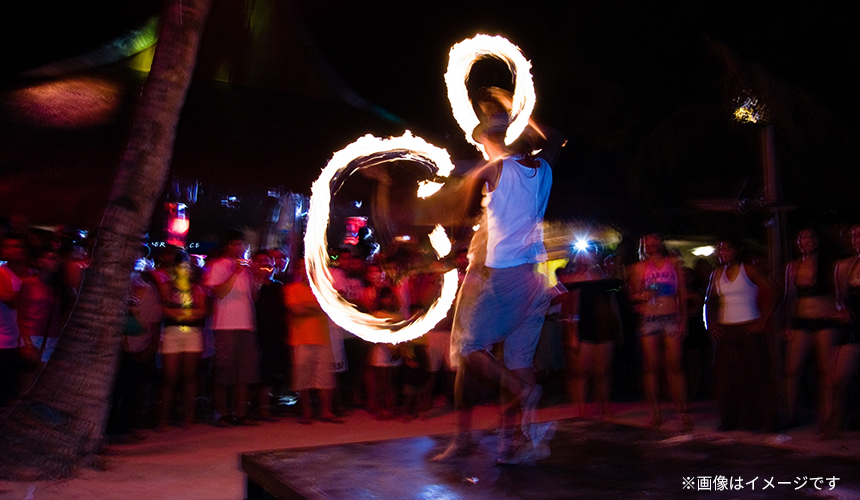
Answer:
[
  {"xmin": 445, "ymin": 34, "xmax": 536, "ymax": 157},
  {"xmin": 305, "ymin": 132, "xmax": 459, "ymax": 344}
]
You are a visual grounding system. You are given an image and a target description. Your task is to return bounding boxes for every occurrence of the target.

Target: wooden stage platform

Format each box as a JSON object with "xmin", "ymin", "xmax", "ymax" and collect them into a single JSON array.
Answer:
[{"xmin": 242, "ymin": 419, "xmax": 860, "ymax": 499}]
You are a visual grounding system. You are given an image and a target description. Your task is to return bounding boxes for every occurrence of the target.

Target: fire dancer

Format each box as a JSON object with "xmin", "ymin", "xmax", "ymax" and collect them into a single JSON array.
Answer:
[{"xmin": 434, "ymin": 87, "xmax": 565, "ymax": 464}]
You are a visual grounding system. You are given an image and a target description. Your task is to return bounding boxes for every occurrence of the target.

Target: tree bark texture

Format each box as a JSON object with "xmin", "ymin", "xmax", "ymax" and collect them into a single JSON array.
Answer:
[{"xmin": 0, "ymin": 0, "xmax": 212, "ymax": 480}]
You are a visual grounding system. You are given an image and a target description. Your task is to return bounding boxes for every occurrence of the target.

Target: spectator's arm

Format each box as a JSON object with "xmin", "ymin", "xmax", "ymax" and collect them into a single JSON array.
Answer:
[{"xmin": 0, "ymin": 270, "xmax": 18, "ymax": 306}]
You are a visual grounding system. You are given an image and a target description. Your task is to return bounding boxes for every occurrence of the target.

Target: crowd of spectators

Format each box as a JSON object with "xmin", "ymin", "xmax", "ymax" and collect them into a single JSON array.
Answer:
[{"xmin": 2, "ymin": 218, "xmax": 860, "ymax": 443}]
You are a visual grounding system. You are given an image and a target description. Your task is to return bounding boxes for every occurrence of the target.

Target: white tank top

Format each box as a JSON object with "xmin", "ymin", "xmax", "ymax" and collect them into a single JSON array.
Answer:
[
  {"xmin": 485, "ymin": 156, "xmax": 552, "ymax": 268},
  {"xmin": 716, "ymin": 263, "xmax": 760, "ymax": 324}
]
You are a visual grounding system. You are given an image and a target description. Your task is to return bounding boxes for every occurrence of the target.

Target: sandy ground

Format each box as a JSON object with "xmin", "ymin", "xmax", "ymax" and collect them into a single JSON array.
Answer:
[{"xmin": 1, "ymin": 400, "xmax": 859, "ymax": 500}]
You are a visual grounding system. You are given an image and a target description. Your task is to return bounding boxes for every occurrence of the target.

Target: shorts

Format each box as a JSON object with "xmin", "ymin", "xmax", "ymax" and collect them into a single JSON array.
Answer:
[
  {"xmin": 161, "ymin": 326, "xmax": 204, "ymax": 354},
  {"xmin": 213, "ymin": 330, "xmax": 261, "ymax": 385},
  {"xmin": 638, "ymin": 313, "xmax": 682, "ymax": 337},
  {"xmin": 291, "ymin": 344, "xmax": 336, "ymax": 390},
  {"xmin": 452, "ymin": 263, "xmax": 551, "ymax": 371},
  {"xmin": 31, "ymin": 336, "xmax": 59, "ymax": 363},
  {"xmin": 791, "ymin": 317, "xmax": 843, "ymax": 332}
]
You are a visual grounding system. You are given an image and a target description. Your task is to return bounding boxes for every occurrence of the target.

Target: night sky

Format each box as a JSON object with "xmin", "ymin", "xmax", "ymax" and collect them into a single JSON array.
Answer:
[{"xmin": 2, "ymin": 0, "xmax": 859, "ymax": 238}]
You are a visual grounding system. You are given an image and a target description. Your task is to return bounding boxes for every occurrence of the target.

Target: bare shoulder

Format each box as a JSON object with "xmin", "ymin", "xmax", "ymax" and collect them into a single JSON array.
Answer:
[
  {"xmin": 474, "ymin": 160, "xmax": 503, "ymax": 191},
  {"xmin": 836, "ymin": 256, "xmax": 855, "ymax": 268},
  {"xmin": 835, "ymin": 257, "xmax": 857, "ymax": 275},
  {"xmin": 744, "ymin": 263, "xmax": 765, "ymax": 278},
  {"xmin": 709, "ymin": 266, "xmax": 722, "ymax": 283}
]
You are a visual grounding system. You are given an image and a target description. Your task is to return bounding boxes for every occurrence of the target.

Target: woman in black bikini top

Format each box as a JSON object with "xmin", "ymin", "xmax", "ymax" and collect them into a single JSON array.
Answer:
[
  {"xmin": 783, "ymin": 228, "xmax": 840, "ymax": 429},
  {"xmin": 828, "ymin": 224, "xmax": 860, "ymax": 437}
]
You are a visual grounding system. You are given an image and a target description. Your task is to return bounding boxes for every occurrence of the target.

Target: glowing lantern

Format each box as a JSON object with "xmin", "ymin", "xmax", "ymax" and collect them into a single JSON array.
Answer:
[{"xmin": 166, "ymin": 202, "xmax": 189, "ymax": 248}]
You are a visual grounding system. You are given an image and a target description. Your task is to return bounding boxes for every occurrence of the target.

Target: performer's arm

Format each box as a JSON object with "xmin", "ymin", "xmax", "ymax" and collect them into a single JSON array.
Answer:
[
  {"xmin": 415, "ymin": 160, "xmax": 498, "ymax": 224},
  {"xmin": 534, "ymin": 123, "xmax": 567, "ymax": 167}
]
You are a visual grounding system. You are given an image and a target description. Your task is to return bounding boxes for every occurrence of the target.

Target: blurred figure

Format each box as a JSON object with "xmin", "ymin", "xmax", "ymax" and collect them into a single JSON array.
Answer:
[
  {"xmin": 59, "ymin": 240, "xmax": 88, "ymax": 297},
  {"xmin": 110, "ymin": 251, "xmax": 162, "ymax": 439},
  {"xmin": 416, "ymin": 256, "xmax": 462, "ymax": 413},
  {"xmin": 783, "ymin": 228, "xmax": 840, "ymax": 428},
  {"xmin": 151, "ymin": 246, "xmax": 179, "ymax": 285},
  {"xmin": 157, "ymin": 251, "xmax": 208, "ymax": 430},
  {"xmin": 435, "ymin": 87, "xmax": 565, "ymax": 464},
  {"xmin": 0, "ymin": 234, "xmax": 29, "ymax": 409},
  {"xmin": 829, "ymin": 224, "xmax": 860, "ymax": 438},
  {"xmin": 204, "ymin": 230, "xmax": 260, "ymax": 426},
  {"xmin": 366, "ymin": 286, "xmax": 403, "ymax": 419},
  {"xmin": 285, "ymin": 259, "xmax": 341, "ymax": 424},
  {"xmin": 705, "ymin": 237, "xmax": 779, "ymax": 431},
  {"xmin": 400, "ymin": 334, "xmax": 432, "ymax": 419},
  {"xmin": 16, "ymin": 248, "xmax": 64, "ymax": 394},
  {"xmin": 628, "ymin": 233, "xmax": 692, "ymax": 431},
  {"xmin": 359, "ymin": 262, "xmax": 391, "ymax": 312},
  {"xmin": 329, "ymin": 249, "xmax": 365, "ymax": 410},
  {"xmin": 251, "ymin": 250, "xmax": 287, "ymax": 420},
  {"xmin": 557, "ymin": 246, "xmax": 622, "ymax": 419},
  {"xmin": 330, "ymin": 249, "xmax": 366, "ymax": 306},
  {"xmin": 268, "ymin": 248, "xmax": 290, "ymax": 284}
]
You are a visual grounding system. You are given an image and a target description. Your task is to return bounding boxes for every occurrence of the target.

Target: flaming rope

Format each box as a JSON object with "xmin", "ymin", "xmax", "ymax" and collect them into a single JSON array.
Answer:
[
  {"xmin": 305, "ymin": 132, "xmax": 459, "ymax": 343},
  {"xmin": 445, "ymin": 34, "xmax": 536, "ymax": 157}
]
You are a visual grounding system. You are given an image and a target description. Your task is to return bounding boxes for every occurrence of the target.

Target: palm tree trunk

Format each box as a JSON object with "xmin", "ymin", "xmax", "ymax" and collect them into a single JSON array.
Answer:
[{"xmin": 0, "ymin": 0, "xmax": 212, "ymax": 480}]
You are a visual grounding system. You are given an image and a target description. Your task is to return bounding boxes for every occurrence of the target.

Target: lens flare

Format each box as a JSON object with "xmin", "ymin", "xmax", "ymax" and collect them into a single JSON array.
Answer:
[
  {"xmin": 445, "ymin": 34, "xmax": 536, "ymax": 157},
  {"xmin": 305, "ymin": 132, "xmax": 459, "ymax": 344}
]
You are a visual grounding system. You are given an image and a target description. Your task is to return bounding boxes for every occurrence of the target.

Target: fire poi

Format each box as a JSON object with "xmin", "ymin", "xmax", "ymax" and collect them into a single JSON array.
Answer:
[
  {"xmin": 306, "ymin": 34, "xmax": 535, "ymax": 343},
  {"xmin": 304, "ymin": 132, "xmax": 459, "ymax": 343},
  {"xmin": 445, "ymin": 34, "xmax": 536, "ymax": 158}
]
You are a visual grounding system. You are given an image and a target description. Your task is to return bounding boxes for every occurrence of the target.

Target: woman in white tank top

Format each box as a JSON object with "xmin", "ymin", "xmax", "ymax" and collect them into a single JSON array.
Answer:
[{"xmin": 705, "ymin": 237, "xmax": 779, "ymax": 431}]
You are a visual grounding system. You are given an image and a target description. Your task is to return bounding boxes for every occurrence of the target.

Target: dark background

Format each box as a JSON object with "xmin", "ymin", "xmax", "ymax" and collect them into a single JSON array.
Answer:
[{"xmin": 1, "ymin": 0, "xmax": 858, "ymax": 245}]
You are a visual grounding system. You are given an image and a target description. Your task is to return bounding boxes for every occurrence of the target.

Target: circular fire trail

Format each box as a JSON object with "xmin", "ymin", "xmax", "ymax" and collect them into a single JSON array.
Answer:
[
  {"xmin": 445, "ymin": 34, "xmax": 536, "ymax": 158},
  {"xmin": 305, "ymin": 132, "xmax": 459, "ymax": 343}
]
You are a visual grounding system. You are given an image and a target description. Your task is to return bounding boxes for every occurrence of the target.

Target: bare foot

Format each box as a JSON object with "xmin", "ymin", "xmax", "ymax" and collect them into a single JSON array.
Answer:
[
  {"xmin": 432, "ymin": 437, "xmax": 473, "ymax": 462},
  {"xmin": 497, "ymin": 439, "xmax": 551, "ymax": 465},
  {"xmin": 601, "ymin": 409, "xmax": 618, "ymax": 421},
  {"xmin": 648, "ymin": 414, "xmax": 662, "ymax": 429}
]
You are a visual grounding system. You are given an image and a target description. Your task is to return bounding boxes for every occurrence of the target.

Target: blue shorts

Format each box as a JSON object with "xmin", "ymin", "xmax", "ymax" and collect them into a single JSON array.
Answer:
[
  {"xmin": 452, "ymin": 263, "xmax": 550, "ymax": 370},
  {"xmin": 638, "ymin": 313, "xmax": 682, "ymax": 337}
]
